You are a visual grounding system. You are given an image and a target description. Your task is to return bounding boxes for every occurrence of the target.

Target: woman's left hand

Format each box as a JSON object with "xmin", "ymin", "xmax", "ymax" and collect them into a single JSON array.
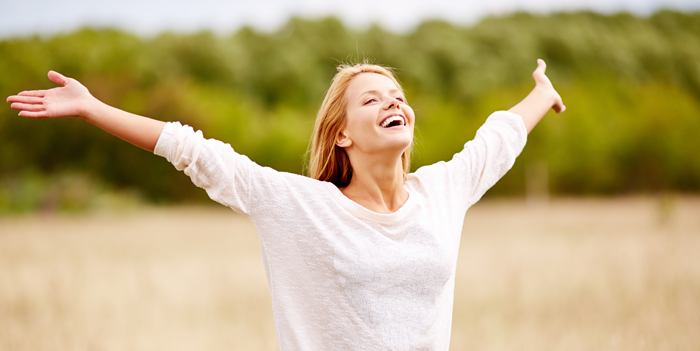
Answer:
[
  {"xmin": 532, "ymin": 59, "xmax": 566, "ymax": 114},
  {"xmin": 508, "ymin": 59, "xmax": 566, "ymax": 134}
]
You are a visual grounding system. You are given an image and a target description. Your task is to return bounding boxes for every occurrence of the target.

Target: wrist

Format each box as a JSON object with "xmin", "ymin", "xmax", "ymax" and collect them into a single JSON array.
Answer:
[
  {"xmin": 533, "ymin": 85, "xmax": 557, "ymax": 107},
  {"xmin": 80, "ymin": 95, "xmax": 103, "ymax": 122}
]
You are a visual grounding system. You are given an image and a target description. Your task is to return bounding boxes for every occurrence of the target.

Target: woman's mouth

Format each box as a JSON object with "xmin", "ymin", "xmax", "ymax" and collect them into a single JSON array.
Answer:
[{"xmin": 380, "ymin": 115, "xmax": 406, "ymax": 128}]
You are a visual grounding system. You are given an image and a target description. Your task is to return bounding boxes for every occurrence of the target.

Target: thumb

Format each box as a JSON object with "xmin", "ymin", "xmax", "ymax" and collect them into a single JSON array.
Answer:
[
  {"xmin": 535, "ymin": 59, "xmax": 547, "ymax": 75},
  {"xmin": 48, "ymin": 70, "xmax": 68, "ymax": 86}
]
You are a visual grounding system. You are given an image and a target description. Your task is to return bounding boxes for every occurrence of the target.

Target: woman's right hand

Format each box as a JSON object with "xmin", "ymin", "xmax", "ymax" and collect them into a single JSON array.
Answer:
[
  {"xmin": 7, "ymin": 71, "xmax": 94, "ymax": 119},
  {"xmin": 7, "ymin": 70, "xmax": 165, "ymax": 152}
]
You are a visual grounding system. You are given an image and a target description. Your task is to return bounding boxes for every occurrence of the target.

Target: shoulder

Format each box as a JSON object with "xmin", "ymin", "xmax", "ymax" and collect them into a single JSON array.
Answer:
[{"xmin": 250, "ymin": 169, "xmax": 335, "ymax": 201}]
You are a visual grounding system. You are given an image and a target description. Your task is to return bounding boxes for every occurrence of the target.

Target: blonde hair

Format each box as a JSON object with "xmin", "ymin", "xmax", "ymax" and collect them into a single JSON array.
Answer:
[{"xmin": 307, "ymin": 62, "xmax": 412, "ymax": 187}]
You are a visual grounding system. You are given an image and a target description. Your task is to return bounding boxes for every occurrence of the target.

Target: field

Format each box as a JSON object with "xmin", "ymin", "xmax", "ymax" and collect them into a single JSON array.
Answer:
[{"xmin": 1, "ymin": 196, "xmax": 699, "ymax": 350}]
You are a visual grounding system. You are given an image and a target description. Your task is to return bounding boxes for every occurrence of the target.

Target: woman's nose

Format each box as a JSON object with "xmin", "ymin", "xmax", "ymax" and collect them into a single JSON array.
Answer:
[{"xmin": 386, "ymin": 98, "xmax": 401, "ymax": 110}]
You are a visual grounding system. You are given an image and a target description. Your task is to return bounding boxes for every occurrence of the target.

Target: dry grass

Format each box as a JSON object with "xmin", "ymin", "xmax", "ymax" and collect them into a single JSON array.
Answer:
[{"xmin": 0, "ymin": 196, "xmax": 698, "ymax": 350}]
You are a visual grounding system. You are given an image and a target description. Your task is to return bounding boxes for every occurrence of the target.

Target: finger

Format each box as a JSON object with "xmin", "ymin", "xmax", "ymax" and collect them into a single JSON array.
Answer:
[
  {"xmin": 553, "ymin": 101, "xmax": 566, "ymax": 114},
  {"xmin": 11, "ymin": 102, "xmax": 46, "ymax": 112},
  {"xmin": 18, "ymin": 110, "xmax": 49, "ymax": 118},
  {"xmin": 17, "ymin": 90, "xmax": 47, "ymax": 97},
  {"xmin": 6, "ymin": 95, "xmax": 43, "ymax": 104},
  {"xmin": 48, "ymin": 70, "xmax": 68, "ymax": 86}
]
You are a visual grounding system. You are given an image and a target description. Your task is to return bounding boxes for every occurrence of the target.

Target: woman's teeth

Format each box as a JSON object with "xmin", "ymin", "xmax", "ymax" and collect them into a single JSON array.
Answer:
[{"xmin": 381, "ymin": 116, "xmax": 405, "ymax": 128}]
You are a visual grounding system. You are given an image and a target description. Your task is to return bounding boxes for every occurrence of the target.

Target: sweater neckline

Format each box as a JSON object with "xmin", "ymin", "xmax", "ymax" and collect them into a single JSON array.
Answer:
[{"xmin": 326, "ymin": 181, "xmax": 416, "ymax": 225}]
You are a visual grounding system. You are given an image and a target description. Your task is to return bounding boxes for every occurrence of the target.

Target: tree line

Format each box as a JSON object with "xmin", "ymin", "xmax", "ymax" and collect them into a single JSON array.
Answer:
[{"xmin": 1, "ymin": 10, "xmax": 699, "ymax": 211}]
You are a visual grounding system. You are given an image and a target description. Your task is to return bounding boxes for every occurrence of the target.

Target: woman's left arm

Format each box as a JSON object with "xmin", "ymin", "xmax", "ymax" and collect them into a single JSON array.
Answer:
[{"xmin": 509, "ymin": 59, "xmax": 566, "ymax": 134}]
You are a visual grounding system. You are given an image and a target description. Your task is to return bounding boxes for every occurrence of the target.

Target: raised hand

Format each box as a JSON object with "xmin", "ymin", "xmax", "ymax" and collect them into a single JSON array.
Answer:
[
  {"xmin": 7, "ymin": 70, "xmax": 165, "ymax": 151},
  {"xmin": 532, "ymin": 59, "xmax": 566, "ymax": 114},
  {"xmin": 7, "ymin": 71, "xmax": 94, "ymax": 119},
  {"xmin": 508, "ymin": 59, "xmax": 566, "ymax": 134}
]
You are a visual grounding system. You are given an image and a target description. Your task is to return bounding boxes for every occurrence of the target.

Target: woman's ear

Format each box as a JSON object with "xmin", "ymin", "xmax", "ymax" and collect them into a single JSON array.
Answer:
[{"xmin": 336, "ymin": 130, "xmax": 352, "ymax": 148}]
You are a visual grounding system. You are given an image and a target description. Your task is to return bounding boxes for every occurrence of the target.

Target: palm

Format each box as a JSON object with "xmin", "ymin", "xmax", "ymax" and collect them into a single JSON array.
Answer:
[
  {"xmin": 43, "ymin": 79, "xmax": 91, "ymax": 118},
  {"xmin": 7, "ymin": 71, "xmax": 93, "ymax": 119}
]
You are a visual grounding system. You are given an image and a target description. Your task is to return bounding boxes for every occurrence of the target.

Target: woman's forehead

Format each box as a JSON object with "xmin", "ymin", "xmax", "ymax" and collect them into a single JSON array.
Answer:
[{"xmin": 346, "ymin": 73, "xmax": 401, "ymax": 98}]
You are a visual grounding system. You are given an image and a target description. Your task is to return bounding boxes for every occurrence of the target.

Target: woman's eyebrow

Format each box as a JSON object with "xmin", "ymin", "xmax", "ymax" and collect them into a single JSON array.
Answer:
[
  {"xmin": 360, "ymin": 89, "xmax": 380, "ymax": 97},
  {"xmin": 360, "ymin": 89, "xmax": 402, "ymax": 97}
]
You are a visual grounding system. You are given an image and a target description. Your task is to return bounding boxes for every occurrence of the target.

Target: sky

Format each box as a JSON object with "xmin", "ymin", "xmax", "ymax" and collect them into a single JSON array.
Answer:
[{"xmin": 2, "ymin": 0, "xmax": 700, "ymax": 38}]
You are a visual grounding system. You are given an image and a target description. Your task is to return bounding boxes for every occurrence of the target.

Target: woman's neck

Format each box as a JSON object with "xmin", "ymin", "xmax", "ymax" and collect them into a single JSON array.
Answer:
[{"xmin": 340, "ymin": 157, "xmax": 408, "ymax": 214}]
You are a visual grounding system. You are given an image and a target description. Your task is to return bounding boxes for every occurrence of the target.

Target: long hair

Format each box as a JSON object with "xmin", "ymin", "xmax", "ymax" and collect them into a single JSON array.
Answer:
[{"xmin": 307, "ymin": 62, "xmax": 412, "ymax": 187}]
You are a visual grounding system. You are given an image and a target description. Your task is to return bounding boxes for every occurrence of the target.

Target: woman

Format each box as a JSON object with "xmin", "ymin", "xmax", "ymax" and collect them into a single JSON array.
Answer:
[{"xmin": 7, "ymin": 60, "xmax": 564, "ymax": 350}]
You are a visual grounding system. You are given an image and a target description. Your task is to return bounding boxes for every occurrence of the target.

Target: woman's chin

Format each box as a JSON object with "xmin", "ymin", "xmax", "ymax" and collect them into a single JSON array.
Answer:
[{"xmin": 384, "ymin": 137, "xmax": 413, "ymax": 155}]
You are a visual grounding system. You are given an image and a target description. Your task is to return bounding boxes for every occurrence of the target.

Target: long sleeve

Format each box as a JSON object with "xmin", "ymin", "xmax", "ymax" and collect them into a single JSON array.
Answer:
[
  {"xmin": 413, "ymin": 110, "xmax": 527, "ymax": 215},
  {"xmin": 154, "ymin": 122, "xmax": 273, "ymax": 216}
]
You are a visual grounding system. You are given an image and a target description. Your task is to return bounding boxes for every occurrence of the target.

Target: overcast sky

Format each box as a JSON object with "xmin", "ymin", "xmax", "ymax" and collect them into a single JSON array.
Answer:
[{"xmin": 2, "ymin": 0, "xmax": 699, "ymax": 38}]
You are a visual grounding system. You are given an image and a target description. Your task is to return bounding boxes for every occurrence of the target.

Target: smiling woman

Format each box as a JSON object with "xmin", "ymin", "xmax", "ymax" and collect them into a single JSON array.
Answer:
[
  {"xmin": 308, "ymin": 64, "xmax": 414, "ymax": 210},
  {"xmin": 6, "ymin": 59, "xmax": 563, "ymax": 350}
]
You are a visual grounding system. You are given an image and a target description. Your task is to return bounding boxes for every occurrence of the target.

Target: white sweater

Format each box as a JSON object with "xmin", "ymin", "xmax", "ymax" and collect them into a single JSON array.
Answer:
[{"xmin": 154, "ymin": 111, "xmax": 527, "ymax": 350}]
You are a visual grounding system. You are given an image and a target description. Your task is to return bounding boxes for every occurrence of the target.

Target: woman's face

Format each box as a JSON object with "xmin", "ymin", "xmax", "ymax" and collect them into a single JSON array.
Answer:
[{"xmin": 338, "ymin": 73, "xmax": 415, "ymax": 158}]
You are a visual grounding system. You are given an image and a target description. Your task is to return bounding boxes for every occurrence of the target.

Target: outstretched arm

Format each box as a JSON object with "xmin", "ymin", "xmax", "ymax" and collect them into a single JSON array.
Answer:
[
  {"xmin": 7, "ymin": 71, "xmax": 166, "ymax": 152},
  {"xmin": 509, "ymin": 59, "xmax": 566, "ymax": 134}
]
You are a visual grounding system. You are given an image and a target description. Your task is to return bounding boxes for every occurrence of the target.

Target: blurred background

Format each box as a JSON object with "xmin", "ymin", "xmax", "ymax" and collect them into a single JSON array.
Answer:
[
  {"xmin": 1, "ymin": 1, "xmax": 699, "ymax": 350},
  {"xmin": 1, "ymin": 0, "xmax": 700, "ymax": 209}
]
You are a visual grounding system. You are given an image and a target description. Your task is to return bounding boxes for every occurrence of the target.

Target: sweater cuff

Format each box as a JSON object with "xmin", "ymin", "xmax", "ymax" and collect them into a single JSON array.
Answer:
[{"xmin": 153, "ymin": 122, "xmax": 177, "ymax": 159}]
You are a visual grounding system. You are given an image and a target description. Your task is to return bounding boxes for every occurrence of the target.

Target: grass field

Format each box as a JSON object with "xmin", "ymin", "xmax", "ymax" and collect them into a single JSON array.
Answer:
[{"xmin": 1, "ymin": 196, "xmax": 698, "ymax": 350}]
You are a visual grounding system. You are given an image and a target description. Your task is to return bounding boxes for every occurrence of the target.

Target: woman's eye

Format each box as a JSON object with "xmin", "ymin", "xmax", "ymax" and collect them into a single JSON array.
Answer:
[
  {"xmin": 396, "ymin": 97, "xmax": 406, "ymax": 103},
  {"xmin": 364, "ymin": 98, "xmax": 376, "ymax": 105}
]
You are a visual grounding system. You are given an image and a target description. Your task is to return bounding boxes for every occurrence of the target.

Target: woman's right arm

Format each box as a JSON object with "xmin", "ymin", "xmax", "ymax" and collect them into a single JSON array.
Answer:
[
  {"xmin": 7, "ymin": 70, "xmax": 293, "ymax": 217},
  {"xmin": 6, "ymin": 71, "xmax": 165, "ymax": 152}
]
